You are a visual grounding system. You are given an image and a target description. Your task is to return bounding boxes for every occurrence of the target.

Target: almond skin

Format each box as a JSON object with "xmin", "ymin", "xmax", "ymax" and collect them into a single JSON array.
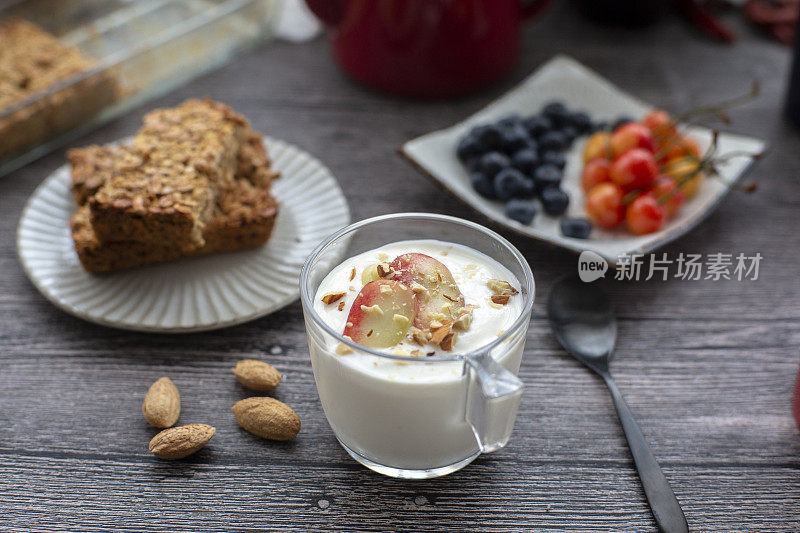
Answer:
[
  {"xmin": 232, "ymin": 359, "xmax": 282, "ymax": 391},
  {"xmin": 142, "ymin": 377, "xmax": 180, "ymax": 428},
  {"xmin": 232, "ymin": 397, "xmax": 300, "ymax": 441},
  {"xmin": 148, "ymin": 424, "xmax": 215, "ymax": 460}
]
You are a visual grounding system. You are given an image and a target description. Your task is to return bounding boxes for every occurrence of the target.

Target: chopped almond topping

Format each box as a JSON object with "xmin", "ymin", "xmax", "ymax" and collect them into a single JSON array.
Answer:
[
  {"xmin": 491, "ymin": 294, "xmax": 510, "ymax": 306},
  {"xmin": 411, "ymin": 328, "xmax": 431, "ymax": 346},
  {"xmin": 439, "ymin": 331, "xmax": 457, "ymax": 351},
  {"xmin": 487, "ymin": 279, "xmax": 519, "ymax": 296},
  {"xmin": 429, "ymin": 320, "xmax": 444, "ymax": 331},
  {"xmin": 380, "ymin": 284, "xmax": 394, "ymax": 295},
  {"xmin": 321, "ymin": 291, "xmax": 346, "ymax": 305},
  {"xmin": 377, "ymin": 252, "xmax": 389, "ymax": 262},
  {"xmin": 430, "ymin": 322, "xmax": 453, "ymax": 345},
  {"xmin": 336, "ymin": 340, "xmax": 353, "ymax": 355},
  {"xmin": 393, "ymin": 314, "xmax": 410, "ymax": 328},
  {"xmin": 377, "ymin": 263, "xmax": 392, "ymax": 278},
  {"xmin": 361, "ymin": 304, "xmax": 384, "ymax": 315},
  {"xmin": 453, "ymin": 309, "xmax": 473, "ymax": 331}
]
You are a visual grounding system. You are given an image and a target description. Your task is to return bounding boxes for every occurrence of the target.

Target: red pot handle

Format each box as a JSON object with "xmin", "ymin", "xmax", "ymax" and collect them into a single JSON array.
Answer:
[
  {"xmin": 305, "ymin": 0, "xmax": 345, "ymax": 26},
  {"xmin": 521, "ymin": 0, "xmax": 555, "ymax": 21}
]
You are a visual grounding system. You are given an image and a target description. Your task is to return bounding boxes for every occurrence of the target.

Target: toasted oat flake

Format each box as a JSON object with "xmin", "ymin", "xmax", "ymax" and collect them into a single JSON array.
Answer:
[
  {"xmin": 491, "ymin": 294, "xmax": 510, "ymax": 306},
  {"xmin": 349, "ymin": 267, "xmax": 356, "ymax": 281},
  {"xmin": 337, "ymin": 301, "xmax": 345, "ymax": 311}
]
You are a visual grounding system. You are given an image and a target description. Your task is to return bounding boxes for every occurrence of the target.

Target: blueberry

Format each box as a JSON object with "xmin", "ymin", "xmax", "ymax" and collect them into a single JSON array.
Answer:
[
  {"xmin": 499, "ymin": 125, "xmax": 533, "ymax": 154},
  {"xmin": 541, "ymin": 151, "xmax": 566, "ymax": 170},
  {"xmin": 471, "ymin": 172, "xmax": 497, "ymax": 199},
  {"xmin": 611, "ymin": 116, "xmax": 635, "ymax": 131},
  {"xmin": 538, "ymin": 131, "xmax": 566, "ymax": 152},
  {"xmin": 569, "ymin": 111, "xmax": 593, "ymax": 133},
  {"xmin": 456, "ymin": 135, "xmax": 483, "ymax": 162},
  {"xmin": 505, "ymin": 199, "xmax": 538, "ymax": 225},
  {"xmin": 519, "ymin": 178, "xmax": 537, "ymax": 199},
  {"xmin": 560, "ymin": 126, "xmax": 578, "ymax": 148},
  {"xmin": 533, "ymin": 164, "xmax": 562, "ymax": 192},
  {"xmin": 560, "ymin": 217, "xmax": 592, "ymax": 239},
  {"xmin": 479, "ymin": 151, "xmax": 510, "ymax": 178},
  {"xmin": 511, "ymin": 148, "xmax": 540, "ymax": 175},
  {"xmin": 493, "ymin": 168, "xmax": 529, "ymax": 201},
  {"xmin": 523, "ymin": 115, "xmax": 553, "ymax": 138},
  {"xmin": 498, "ymin": 114, "xmax": 524, "ymax": 128},
  {"xmin": 542, "ymin": 101, "xmax": 569, "ymax": 126},
  {"xmin": 475, "ymin": 124, "xmax": 504, "ymax": 150},
  {"xmin": 464, "ymin": 156, "xmax": 482, "ymax": 172},
  {"xmin": 541, "ymin": 187, "xmax": 570, "ymax": 216}
]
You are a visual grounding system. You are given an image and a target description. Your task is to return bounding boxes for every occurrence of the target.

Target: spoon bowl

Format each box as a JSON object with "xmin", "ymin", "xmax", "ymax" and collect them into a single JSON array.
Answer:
[{"xmin": 548, "ymin": 275, "xmax": 616, "ymax": 371}]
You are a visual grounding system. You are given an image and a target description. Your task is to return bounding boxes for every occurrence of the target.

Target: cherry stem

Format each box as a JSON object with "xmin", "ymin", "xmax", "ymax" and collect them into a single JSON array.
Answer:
[{"xmin": 674, "ymin": 81, "xmax": 760, "ymax": 124}]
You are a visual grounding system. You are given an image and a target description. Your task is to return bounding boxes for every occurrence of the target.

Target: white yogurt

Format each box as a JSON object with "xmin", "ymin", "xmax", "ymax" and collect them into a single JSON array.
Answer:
[{"xmin": 308, "ymin": 240, "xmax": 529, "ymax": 471}]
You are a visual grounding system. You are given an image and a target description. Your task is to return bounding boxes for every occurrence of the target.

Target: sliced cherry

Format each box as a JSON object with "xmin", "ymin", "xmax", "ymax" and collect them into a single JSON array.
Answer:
[
  {"xmin": 342, "ymin": 280, "xmax": 416, "ymax": 349},
  {"xmin": 389, "ymin": 253, "xmax": 465, "ymax": 329}
]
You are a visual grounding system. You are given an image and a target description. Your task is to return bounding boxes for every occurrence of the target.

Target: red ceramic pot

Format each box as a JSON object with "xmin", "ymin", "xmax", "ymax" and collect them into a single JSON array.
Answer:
[{"xmin": 305, "ymin": 0, "xmax": 553, "ymax": 98}]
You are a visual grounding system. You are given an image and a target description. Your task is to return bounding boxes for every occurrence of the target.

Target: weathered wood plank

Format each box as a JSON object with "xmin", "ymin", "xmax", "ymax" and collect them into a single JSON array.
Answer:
[
  {"xmin": 0, "ymin": 2, "xmax": 799, "ymax": 531},
  {"xmin": 1, "ymin": 455, "xmax": 798, "ymax": 532}
]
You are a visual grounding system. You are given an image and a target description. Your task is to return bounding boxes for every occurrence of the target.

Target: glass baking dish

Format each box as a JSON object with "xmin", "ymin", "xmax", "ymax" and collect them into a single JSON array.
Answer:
[{"xmin": 0, "ymin": 0, "xmax": 283, "ymax": 178}]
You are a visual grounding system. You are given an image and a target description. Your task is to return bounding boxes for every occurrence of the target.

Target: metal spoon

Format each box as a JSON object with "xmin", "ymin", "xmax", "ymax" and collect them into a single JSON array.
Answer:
[{"xmin": 547, "ymin": 275, "xmax": 689, "ymax": 533}]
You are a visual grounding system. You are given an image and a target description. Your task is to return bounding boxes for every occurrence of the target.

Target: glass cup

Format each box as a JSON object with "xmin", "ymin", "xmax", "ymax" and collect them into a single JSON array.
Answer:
[{"xmin": 299, "ymin": 213, "xmax": 535, "ymax": 478}]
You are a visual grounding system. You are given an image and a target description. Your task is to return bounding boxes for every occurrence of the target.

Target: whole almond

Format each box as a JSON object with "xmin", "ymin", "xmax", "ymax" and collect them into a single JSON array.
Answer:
[
  {"xmin": 148, "ymin": 424, "xmax": 215, "ymax": 460},
  {"xmin": 232, "ymin": 359, "xmax": 282, "ymax": 391},
  {"xmin": 232, "ymin": 397, "xmax": 300, "ymax": 441},
  {"xmin": 142, "ymin": 377, "xmax": 180, "ymax": 428}
]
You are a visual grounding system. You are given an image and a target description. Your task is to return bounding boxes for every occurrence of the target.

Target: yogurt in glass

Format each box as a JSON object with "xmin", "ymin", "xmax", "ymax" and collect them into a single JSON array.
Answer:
[{"xmin": 300, "ymin": 214, "xmax": 534, "ymax": 478}]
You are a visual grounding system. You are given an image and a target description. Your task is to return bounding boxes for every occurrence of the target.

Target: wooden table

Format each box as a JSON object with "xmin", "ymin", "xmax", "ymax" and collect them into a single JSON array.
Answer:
[{"xmin": 2, "ymin": 4, "xmax": 799, "ymax": 531}]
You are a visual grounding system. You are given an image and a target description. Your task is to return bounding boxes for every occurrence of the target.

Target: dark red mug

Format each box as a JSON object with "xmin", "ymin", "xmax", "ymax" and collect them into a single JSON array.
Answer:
[{"xmin": 304, "ymin": 0, "xmax": 553, "ymax": 97}]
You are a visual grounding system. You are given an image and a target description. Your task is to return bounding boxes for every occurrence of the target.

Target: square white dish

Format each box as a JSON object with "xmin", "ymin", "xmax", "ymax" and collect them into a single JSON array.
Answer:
[{"xmin": 401, "ymin": 55, "xmax": 765, "ymax": 263}]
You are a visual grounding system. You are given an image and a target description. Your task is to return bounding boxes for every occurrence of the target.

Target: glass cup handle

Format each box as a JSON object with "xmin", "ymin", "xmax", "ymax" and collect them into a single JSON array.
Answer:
[{"xmin": 464, "ymin": 352, "xmax": 524, "ymax": 453}]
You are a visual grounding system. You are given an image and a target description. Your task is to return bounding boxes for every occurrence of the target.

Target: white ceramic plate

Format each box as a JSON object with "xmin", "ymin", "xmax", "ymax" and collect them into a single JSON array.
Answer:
[
  {"xmin": 17, "ymin": 136, "xmax": 351, "ymax": 332},
  {"xmin": 401, "ymin": 55, "xmax": 765, "ymax": 263}
]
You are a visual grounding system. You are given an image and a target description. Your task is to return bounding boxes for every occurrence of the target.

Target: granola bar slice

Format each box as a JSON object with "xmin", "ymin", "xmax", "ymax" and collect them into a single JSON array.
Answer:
[
  {"xmin": 72, "ymin": 178, "xmax": 278, "ymax": 274},
  {"xmin": 69, "ymin": 129, "xmax": 279, "ymax": 207},
  {"xmin": 88, "ymin": 99, "xmax": 249, "ymax": 249},
  {"xmin": 0, "ymin": 19, "xmax": 117, "ymax": 159}
]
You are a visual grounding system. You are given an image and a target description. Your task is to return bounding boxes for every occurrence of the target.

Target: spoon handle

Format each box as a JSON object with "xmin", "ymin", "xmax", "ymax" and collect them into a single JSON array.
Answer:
[{"xmin": 602, "ymin": 373, "xmax": 689, "ymax": 533}]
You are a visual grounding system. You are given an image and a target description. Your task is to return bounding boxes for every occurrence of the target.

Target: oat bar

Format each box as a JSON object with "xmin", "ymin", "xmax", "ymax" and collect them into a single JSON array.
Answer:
[
  {"xmin": 88, "ymin": 100, "xmax": 248, "ymax": 250},
  {"xmin": 72, "ymin": 178, "xmax": 278, "ymax": 274},
  {"xmin": 0, "ymin": 19, "xmax": 117, "ymax": 160}
]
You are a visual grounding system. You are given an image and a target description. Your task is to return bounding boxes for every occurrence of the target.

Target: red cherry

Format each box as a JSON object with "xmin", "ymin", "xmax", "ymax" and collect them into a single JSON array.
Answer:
[
  {"xmin": 641, "ymin": 110, "xmax": 676, "ymax": 140},
  {"xmin": 581, "ymin": 158, "xmax": 612, "ymax": 193},
  {"xmin": 610, "ymin": 122, "xmax": 656, "ymax": 158},
  {"xmin": 585, "ymin": 182, "xmax": 625, "ymax": 229},
  {"xmin": 651, "ymin": 176, "xmax": 685, "ymax": 218},
  {"xmin": 610, "ymin": 148, "xmax": 658, "ymax": 191},
  {"xmin": 625, "ymin": 193, "xmax": 666, "ymax": 235}
]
